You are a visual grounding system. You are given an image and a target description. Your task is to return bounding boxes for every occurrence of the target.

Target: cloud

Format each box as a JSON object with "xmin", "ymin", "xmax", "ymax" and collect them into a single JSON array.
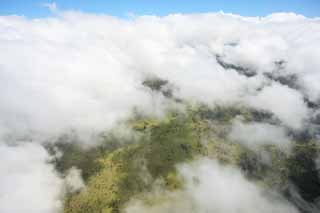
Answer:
[
  {"xmin": 0, "ymin": 143, "xmax": 63, "ymax": 213},
  {"xmin": 0, "ymin": 11, "xmax": 319, "ymax": 212},
  {"xmin": 245, "ymin": 83, "xmax": 309, "ymax": 129},
  {"xmin": 0, "ymin": 11, "xmax": 318, "ymax": 141},
  {"xmin": 64, "ymin": 167, "xmax": 85, "ymax": 193},
  {"xmin": 125, "ymin": 158, "xmax": 298, "ymax": 213},
  {"xmin": 229, "ymin": 120, "xmax": 291, "ymax": 150},
  {"xmin": 42, "ymin": 2, "xmax": 58, "ymax": 13}
]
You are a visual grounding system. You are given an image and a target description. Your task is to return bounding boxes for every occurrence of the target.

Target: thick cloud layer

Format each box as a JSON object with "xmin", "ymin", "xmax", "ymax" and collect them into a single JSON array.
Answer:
[
  {"xmin": 0, "ymin": 11, "xmax": 319, "ymax": 213},
  {"xmin": 0, "ymin": 12, "xmax": 319, "ymax": 141}
]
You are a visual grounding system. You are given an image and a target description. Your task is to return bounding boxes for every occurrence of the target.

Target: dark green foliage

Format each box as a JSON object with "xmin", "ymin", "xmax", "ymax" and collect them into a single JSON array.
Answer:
[
  {"xmin": 46, "ymin": 132, "xmax": 127, "ymax": 182},
  {"xmin": 216, "ymin": 54, "xmax": 256, "ymax": 77},
  {"xmin": 142, "ymin": 77, "xmax": 168, "ymax": 91},
  {"xmin": 195, "ymin": 104, "xmax": 246, "ymax": 122},
  {"xmin": 195, "ymin": 104, "xmax": 275, "ymax": 124},
  {"xmin": 61, "ymin": 105, "xmax": 320, "ymax": 212},
  {"xmin": 142, "ymin": 115, "xmax": 203, "ymax": 177},
  {"xmin": 64, "ymin": 113, "xmax": 204, "ymax": 213},
  {"xmin": 287, "ymin": 141, "xmax": 320, "ymax": 201},
  {"xmin": 64, "ymin": 144, "xmax": 149, "ymax": 213},
  {"xmin": 47, "ymin": 142, "xmax": 104, "ymax": 181},
  {"xmin": 142, "ymin": 77, "xmax": 174, "ymax": 98}
]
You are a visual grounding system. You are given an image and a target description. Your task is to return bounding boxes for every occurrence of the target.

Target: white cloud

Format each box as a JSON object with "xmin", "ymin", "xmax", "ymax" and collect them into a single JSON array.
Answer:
[
  {"xmin": 246, "ymin": 83, "xmax": 309, "ymax": 129},
  {"xmin": 126, "ymin": 158, "xmax": 298, "ymax": 213},
  {"xmin": 0, "ymin": 11, "xmax": 318, "ymax": 140},
  {"xmin": 229, "ymin": 120, "xmax": 291, "ymax": 150},
  {"xmin": 0, "ymin": 143, "xmax": 63, "ymax": 213},
  {"xmin": 64, "ymin": 167, "xmax": 85, "ymax": 193},
  {"xmin": 42, "ymin": 2, "xmax": 58, "ymax": 13}
]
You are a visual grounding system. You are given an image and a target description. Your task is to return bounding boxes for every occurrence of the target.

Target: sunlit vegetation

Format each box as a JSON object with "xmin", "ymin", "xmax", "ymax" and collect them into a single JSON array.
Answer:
[{"xmin": 49, "ymin": 105, "xmax": 320, "ymax": 212}]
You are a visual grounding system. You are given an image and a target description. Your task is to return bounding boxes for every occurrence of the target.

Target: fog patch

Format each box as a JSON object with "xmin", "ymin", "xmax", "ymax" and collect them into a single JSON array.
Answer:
[
  {"xmin": 64, "ymin": 167, "xmax": 85, "ymax": 193},
  {"xmin": 0, "ymin": 143, "xmax": 63, "ymax": 213},
  {"xmin": 229, "ymin": 120, "xmax": 291, "ymax": 151},
  {"xmin": 125, "ymin": 158, "xmax": 298, "ymax": 213}
]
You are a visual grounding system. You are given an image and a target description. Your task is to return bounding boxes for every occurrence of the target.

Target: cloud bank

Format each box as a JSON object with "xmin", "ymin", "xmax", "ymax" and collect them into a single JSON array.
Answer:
[{"xmin": 0, "ymin": 11, "xmax": 319, "ymax": 140}]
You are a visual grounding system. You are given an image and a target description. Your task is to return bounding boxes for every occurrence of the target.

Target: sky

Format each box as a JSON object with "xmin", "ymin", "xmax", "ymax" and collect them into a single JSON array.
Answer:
[{"xmin": 0, "ymin": 0, "xmax": 320, "ymax": 18}]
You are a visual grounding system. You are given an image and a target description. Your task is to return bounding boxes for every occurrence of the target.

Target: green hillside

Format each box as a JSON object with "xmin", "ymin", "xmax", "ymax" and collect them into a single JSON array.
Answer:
[{"xmin": 47, "ymin": 105, "xmax": 320, "ymax": 213}]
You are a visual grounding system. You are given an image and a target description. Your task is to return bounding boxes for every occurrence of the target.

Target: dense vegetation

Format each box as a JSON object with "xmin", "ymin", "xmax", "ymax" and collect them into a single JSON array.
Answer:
[{"xmin": 46, "ymin": 104, "xmax": 320, "ymax": 213}]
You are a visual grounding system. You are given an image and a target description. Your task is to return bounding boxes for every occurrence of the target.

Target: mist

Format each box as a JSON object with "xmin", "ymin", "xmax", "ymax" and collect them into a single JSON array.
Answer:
[{"xmin": 126, "ymin": 158, "xmax": 298, "ymax": 213}]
